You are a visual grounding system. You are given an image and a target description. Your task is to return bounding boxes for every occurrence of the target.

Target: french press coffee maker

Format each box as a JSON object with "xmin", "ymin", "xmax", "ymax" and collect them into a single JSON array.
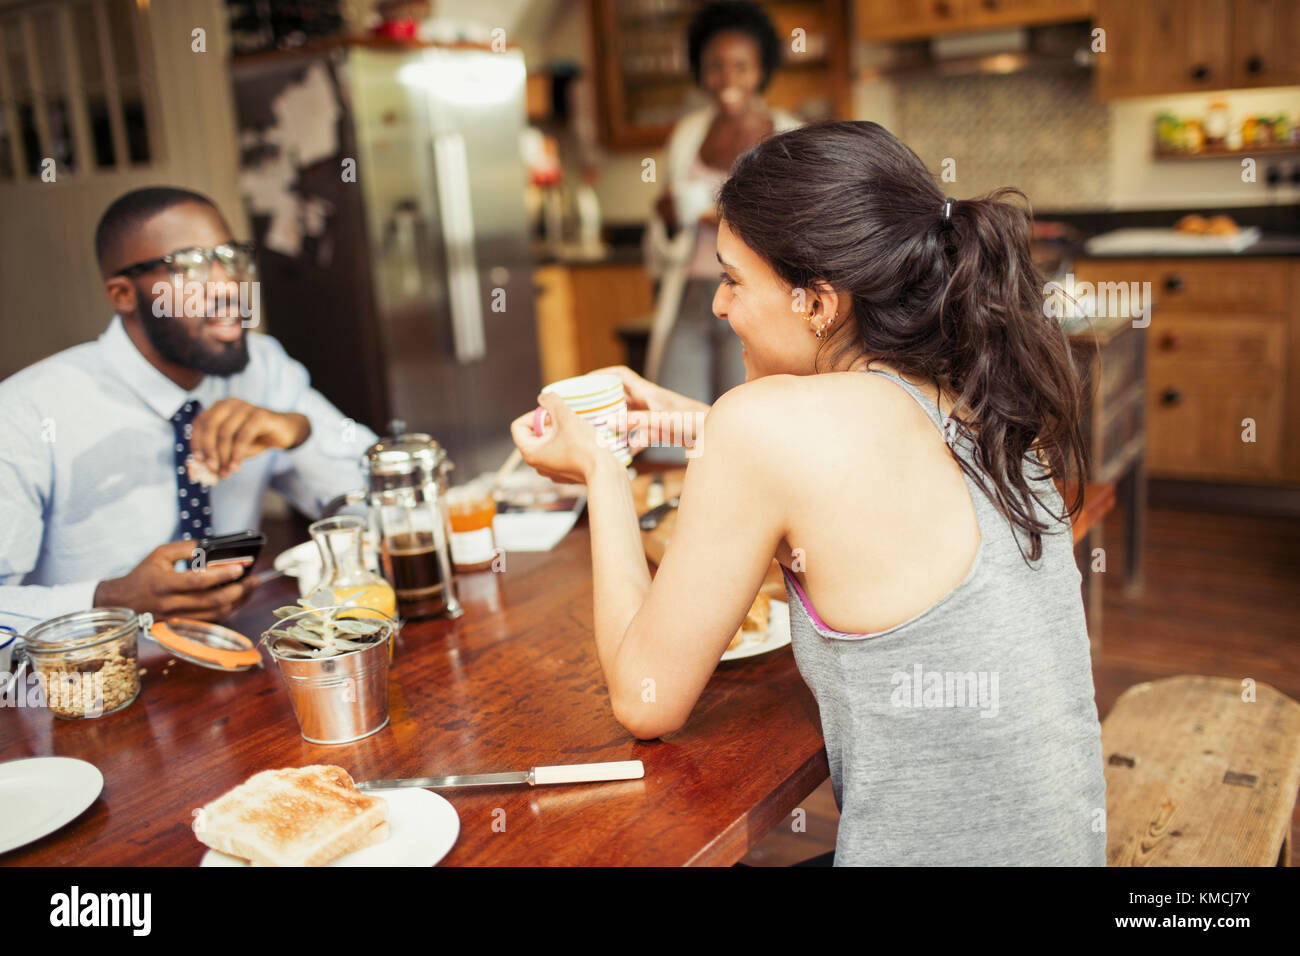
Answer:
[{"xmin": 331, "ymin": 431, "xmax": 463, "ymax": 621}]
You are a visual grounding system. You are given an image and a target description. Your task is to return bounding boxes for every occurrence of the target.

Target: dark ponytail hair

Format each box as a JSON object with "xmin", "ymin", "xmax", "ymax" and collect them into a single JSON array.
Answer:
[{"xmin": 716, "ymin": 121, "xmax": 1087, "ymax": 561}]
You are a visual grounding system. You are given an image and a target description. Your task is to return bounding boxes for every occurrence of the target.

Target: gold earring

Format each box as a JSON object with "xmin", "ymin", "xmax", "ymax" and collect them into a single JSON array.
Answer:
[{"xmin": 805, "ymin": 311, "xmax": 828, "ymax": 339}]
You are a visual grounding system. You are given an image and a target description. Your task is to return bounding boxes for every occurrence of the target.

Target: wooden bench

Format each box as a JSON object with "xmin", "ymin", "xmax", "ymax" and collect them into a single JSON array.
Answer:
[{"xmin": 1102, "ymin": 675, "xmax": 1300, "ymax": 866}]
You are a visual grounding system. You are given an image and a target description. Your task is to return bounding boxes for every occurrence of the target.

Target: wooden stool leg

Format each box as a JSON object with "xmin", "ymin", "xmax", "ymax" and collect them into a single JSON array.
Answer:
[
  {"xmin": 1079, "ymin": 528, "xmax": 1104, "ymax": 658},
  {"xmin": 1122, "ymin": 458, "xmax": 1147, "ymax": 597}
]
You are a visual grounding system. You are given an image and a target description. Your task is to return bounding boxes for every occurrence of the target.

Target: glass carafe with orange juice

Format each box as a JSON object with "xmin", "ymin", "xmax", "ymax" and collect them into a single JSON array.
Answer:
[{"xmin": 309, "ymin": 515, "xmax": 398, "ymax": 659}]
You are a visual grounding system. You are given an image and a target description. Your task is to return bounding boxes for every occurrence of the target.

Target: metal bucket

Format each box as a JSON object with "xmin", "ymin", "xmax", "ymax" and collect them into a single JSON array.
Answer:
[{"xmin": 264, "ymin": 608, "xmax": 394, "ymax": 745}]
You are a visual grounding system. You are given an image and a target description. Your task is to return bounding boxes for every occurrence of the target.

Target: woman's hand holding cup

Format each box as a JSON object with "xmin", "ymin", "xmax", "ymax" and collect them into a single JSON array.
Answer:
[
  {"xmin": 587, "ymin": 365, "xmax": 710, "ymax": 455},
  {"xmin": 510, "ymin": 392, "xmax": 605, "ymax": 485}
]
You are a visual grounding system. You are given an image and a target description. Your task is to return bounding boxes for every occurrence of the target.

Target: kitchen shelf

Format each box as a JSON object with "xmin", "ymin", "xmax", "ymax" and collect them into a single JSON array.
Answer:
[{"xmin": 1154, "ymin": 143, "xmax": 1300, "ymax": 161}]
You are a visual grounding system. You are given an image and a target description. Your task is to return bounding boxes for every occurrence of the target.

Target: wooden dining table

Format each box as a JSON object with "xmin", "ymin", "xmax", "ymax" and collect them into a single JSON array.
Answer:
[{"xmin": 0, "ymin": 481, "xmax": 830, "ymax": 866}]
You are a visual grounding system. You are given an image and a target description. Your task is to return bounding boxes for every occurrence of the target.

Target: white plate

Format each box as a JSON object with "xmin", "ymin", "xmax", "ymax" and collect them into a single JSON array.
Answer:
[
  {"xmin": 274, "ymin": 538, "xmax": 382, "ymax": 598},
  {"xmin": 273, "ymin": 541, "xmax": 323, "ymax": 597},
  {"xmin": 199, "ymin": 787, "xmax": 460, "ymax": 867},
  {"xmin": 0, "ymin": 757, "xmax": 104, "ymax": 855},
  {"xmin": 720, "ymin": 599, "xmax": 791, "ymax": 662}
]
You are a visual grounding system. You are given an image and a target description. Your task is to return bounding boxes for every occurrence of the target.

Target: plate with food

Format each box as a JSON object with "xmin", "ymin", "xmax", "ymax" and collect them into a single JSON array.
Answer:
[
  {"xmin": 196, "ymin": 765, "xmax": 459, "ymax": 867},
  {"xmin": 0, "ymin": 757, "xmax": 103, "ymax": 855},
  {"xmin": 720, "ymin": 593, "xmax": 791, "ymax": 662}
]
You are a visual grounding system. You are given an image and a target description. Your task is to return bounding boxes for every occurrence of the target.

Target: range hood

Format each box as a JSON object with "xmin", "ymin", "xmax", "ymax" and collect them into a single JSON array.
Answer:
[{"xmin": 860, "ymin": 23, "xmax": 1095, "ymax": 81}]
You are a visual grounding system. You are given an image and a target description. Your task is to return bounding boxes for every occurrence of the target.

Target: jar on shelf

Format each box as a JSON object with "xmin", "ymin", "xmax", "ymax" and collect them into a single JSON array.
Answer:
[
  {"xmin": 1155, "ymin": 111, "xmax": 1181, "ymax": 151},
  {"xmin": 1204, "ymin": 99, "xmax": 1230, "ymax": 146}
]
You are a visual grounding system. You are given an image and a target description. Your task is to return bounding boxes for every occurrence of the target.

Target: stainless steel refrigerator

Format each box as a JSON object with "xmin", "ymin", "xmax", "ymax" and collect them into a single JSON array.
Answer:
[{"xmin": 230, "ymin": 42, "xmax": 540, "ymax": 478}]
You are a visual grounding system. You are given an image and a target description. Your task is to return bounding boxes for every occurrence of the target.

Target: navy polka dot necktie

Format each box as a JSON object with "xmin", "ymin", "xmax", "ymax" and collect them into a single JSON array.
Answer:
[{"xmin": 171, "ymin": 399, "xmax": 213, "ymax": 541}]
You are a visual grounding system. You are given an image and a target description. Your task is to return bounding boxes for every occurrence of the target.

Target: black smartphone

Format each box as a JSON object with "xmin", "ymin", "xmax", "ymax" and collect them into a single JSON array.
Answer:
[{"xmin": 191, "ymin": 530, "xmax": 266, "ymax": 580}]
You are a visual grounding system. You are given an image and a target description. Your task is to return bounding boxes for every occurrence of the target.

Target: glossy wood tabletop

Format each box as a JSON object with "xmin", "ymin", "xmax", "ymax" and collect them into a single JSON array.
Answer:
[{"xmin": 0, "ymin": 506, "xmax": 829, "ymax": 866}]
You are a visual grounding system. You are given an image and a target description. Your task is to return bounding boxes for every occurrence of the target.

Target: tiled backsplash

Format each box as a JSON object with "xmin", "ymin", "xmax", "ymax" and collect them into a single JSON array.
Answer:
[{"xmin": 893, "ymin": 71, "xmax": 1110, "ymax": 211}]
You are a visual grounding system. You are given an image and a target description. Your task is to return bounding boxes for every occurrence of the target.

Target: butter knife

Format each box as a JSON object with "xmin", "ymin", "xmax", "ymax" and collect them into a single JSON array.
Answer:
[{"xmin": 356, "ymin": 759, "xmax": 644, "ymax": 791}]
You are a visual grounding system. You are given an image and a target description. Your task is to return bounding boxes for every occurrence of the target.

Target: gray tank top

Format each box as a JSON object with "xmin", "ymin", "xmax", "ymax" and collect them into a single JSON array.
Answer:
[{"xmin": 781, "ymin": 368, "xmax": 1107, "ymax": 865}]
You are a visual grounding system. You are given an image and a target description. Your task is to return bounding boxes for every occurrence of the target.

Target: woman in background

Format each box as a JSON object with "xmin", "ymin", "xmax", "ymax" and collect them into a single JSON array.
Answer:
[{"xmin": 643, "ymin": 0, "xmax": 801, "ymax": 409}]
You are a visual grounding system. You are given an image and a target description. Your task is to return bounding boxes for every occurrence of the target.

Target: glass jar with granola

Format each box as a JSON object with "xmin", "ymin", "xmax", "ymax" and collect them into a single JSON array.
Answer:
[{"xmin": 20, "ymin": 608, "xmax": 146, "ymax": 719}]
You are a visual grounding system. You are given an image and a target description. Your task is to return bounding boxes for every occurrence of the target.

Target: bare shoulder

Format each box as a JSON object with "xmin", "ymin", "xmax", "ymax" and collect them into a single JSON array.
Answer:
[
  {"xmin": 704, "ymin": 374, "xmax": 820, "ymax": 450},
  {"xmin": 711, "ymin": 372, "xmax": 909, "ymax": 436},
  {"xmin": 702, "ymin": 372, "xmax": 906, "ymax": 479}
]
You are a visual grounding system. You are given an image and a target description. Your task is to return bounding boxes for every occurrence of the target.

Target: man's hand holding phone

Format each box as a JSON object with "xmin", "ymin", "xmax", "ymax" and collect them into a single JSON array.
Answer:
[{"xmin": 93, "ymin": 539, "xmax": 261, "ymax": 622}]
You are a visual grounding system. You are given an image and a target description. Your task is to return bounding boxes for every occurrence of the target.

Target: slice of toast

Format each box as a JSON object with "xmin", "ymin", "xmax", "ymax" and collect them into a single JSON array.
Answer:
[
  {"xmin": 196, "ymin": 765, "xmax": 389, "ymax": 866},
  {"xmin": 247, "ymin": 821, "xmax": 389, "ymax": 867}
]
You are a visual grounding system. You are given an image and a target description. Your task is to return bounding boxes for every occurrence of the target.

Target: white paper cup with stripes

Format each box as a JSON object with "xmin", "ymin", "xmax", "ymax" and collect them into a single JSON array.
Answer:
[{"xmin": 540, "ymin": 373, "xmax": 633, "ymax": 467}]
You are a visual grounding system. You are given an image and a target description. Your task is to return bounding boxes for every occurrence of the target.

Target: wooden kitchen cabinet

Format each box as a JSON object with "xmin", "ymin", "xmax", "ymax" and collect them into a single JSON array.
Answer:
[
  {"xmin": 1147, "ymin": 313, "xmax": 1286, "ymax": 481},
  {"xmin": 1230, "ymin": 0, "xmax": 1300, "ymax": 88},
  {"xmin": 1094, "ymin": 0, "xmax": 1231, "ymax": 100},
  {"xmin": 1073, "ymin": 257, "xmax": 1288, "ymax": 314},
  {"xmin": 534, "ymin": 261, "xmax": 655, "ymax": 384},
  {"xmin": 855, "ymin": 0, "xmax": 1093, "ymax": 39},
  {"xmin": 855, "ymin": 0, "xmax": 967, "ymax": 39},
  {"xmin": 1146, "ymin": 359, "xmax": 1285, "ymax": 481},
  {"xmin": 1096, "ymin": 0, "xmax": 1300, "ymax": 99},
  {"xmin": 1073, "ymin": 257, "xmax": 1297, "ymax": 485},
  {"xmin": 967, "ymin": 0, "xmax": 1096, "ymax": 30}
]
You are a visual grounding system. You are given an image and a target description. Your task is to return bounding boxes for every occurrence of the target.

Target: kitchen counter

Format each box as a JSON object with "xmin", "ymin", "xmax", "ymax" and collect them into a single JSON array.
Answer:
[
  {"xmin": 531, "ymin": 240, "xmax": 644, "ymax": 268},
  {"xmin": 1038, "ymin": 204, "xmax": 1300, "ymax": 259},
  {"xmin": 1076, "ymin": 232, "xmax": 1300, "ymax": 258}
]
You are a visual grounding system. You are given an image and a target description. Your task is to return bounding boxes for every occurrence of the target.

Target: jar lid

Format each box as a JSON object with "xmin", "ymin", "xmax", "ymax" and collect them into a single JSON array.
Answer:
[
  {"xmin": 147, "ymin": 619, "xmax": 262, "ymax": 671},
  {"xmin": 23, "ymin": 607, "xmax": 142, "ymax": 654},
  {"xmin": 364, "ymin": 433, "xmax": 447, "ymax": 478}
]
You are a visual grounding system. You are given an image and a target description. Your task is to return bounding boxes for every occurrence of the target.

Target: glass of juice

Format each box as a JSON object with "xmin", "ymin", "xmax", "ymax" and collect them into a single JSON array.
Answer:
[{"xmin": 446, "ymin": 480, "xmax": 498, "ymax": 573}]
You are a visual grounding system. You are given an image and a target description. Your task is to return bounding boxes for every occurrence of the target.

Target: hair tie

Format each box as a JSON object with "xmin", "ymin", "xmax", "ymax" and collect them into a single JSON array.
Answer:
[{"xmin": 941, "ymin": 197, "xmax": 955, "ymax": 227}]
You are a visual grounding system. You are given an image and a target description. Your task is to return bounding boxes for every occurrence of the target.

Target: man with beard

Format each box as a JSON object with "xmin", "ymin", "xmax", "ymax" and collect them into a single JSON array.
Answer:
[{"xmin": 0, "ymin": 187, "xmax": 377, "ymax": 630}]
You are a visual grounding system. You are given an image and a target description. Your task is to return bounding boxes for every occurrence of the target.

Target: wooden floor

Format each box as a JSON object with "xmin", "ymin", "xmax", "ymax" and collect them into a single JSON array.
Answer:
[{"xmin": 739, "ymin": 502, "xmax": 1300, "ymax": 866}]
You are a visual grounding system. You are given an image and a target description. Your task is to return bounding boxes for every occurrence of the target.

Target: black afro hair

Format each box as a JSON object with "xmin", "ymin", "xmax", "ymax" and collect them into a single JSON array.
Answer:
[{"xmin": 687, "ymin": 1, "xmax": 782, "ymax": 92}]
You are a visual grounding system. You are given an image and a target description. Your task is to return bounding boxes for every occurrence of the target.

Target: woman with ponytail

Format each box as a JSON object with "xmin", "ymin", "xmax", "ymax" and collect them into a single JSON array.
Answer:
[{"xmin": 512, "ymin": 121, "xmax": 1106, "ymax": 867}]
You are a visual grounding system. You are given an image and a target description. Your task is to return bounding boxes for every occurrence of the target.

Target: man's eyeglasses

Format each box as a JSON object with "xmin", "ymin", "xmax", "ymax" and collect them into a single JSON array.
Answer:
[{"xmin": 114, "ymin": 242, "xmax": 257, "ymax": 282}]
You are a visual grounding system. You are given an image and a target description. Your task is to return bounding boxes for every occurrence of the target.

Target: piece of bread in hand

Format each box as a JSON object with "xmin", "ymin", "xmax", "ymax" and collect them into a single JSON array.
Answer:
[
  {"xmin": 186, "ymin": 454, "xmax": 219, "ymax": 488},
  {"xmin": 195, "ymin": 765, "xmax": 389, "ymax": 866},
  {"xmin": 728, "ymin": 592, "xmax": 772, "ymax": 651}
]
